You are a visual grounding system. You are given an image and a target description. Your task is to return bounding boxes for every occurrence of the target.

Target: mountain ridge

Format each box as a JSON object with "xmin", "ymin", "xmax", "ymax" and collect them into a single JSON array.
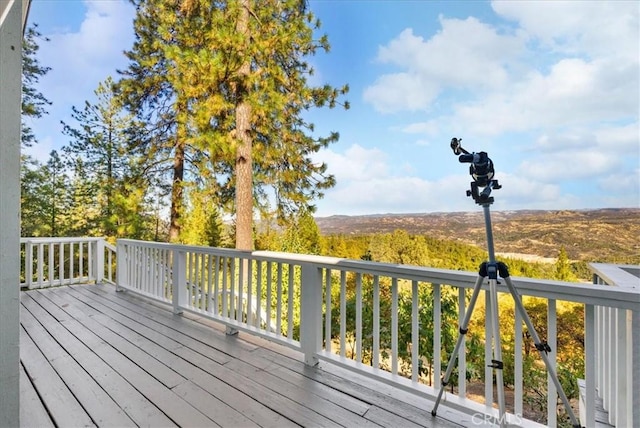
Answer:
[{"xmin": 315, "ymin": 208, "xmax": 640, "ymax": 263}]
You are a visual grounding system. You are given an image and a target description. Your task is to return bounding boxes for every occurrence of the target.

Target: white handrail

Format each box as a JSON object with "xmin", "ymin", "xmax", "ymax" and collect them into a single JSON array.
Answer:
[
  {"xmin": 115, "ymin": 238, "xmax": 639, "ymax": 427},
  {"xmin": 20, "ymin": 237, "xmax": 116, "ymax": 288}
]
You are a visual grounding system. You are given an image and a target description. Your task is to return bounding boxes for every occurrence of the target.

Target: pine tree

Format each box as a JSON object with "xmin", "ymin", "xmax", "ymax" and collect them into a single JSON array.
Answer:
[
  {"xmin": 118, "ymin": 1, "xmax": 194, "ymax": 242},
  {"xmin": 20, "ymin": 157, "xmax": 46, "ymax": 237},
  {"xmin": 65, "ymin": 157, "xmax": 100, "ymax": 237},
  {"xmin": 20, "ymin": 152, "xmax": 70, "ymax": 237},
  {"xmin": 119, "ymin": 0, "xmax": 349, "ymax": 249},
  {"xmin": 22, "ymin": 24, "xmax": 52, "ymax": 148},
  {"xmin": 179, "ymin": 185, "xmax": 226, "ymax": 246},
  {"xmin": 281, "ymin": 209, "xmax": 321, "ymax": 254},
  {"xmin": 40, "ymin": 151, "xmax": 70, "ymax": 236},
  {"xmin": 62, "ymin": 77, "xmax": 151, "ymax": 239},
  {"xmin": 21, "ymin": 23, "xmax": 53, "ymax": 237},
  {"xmin": 555, "ymin": 246, "xmax": 574, "ymax": 281}
]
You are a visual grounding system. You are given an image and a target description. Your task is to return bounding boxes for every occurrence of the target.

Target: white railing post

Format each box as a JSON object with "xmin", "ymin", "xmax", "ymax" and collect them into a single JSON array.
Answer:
[
  {"xmin": 300, "ymin": 263, "xmax": 322, "ymax": 366},
  {"xmin": 614, "ymin": 308, "xmax": 628, "ymax": 427},
  {"xmin": 583, "ymin": 304, "xmax": 596, "ymax": 427},
  {"xmin": 547, "ymin": 299, "xmax": 557, "ymax": 428},
  {"xmin": 632, "ymin": 307, "xmax": 640, "ymax": 428},
  {"xmin": 115, "ymin": 240, "xmax": 127, "ymax": 292},
  {"xmin": 95, "ymin": 239, "xmax": 105, "ymax": 284},
  {"xmin": 37, "ymin": 243, "xmax": 44, "ymax": 288},
  {"xmin": 172, "ymin": 249, "xmax": 187, "ymax": 314},
  {"xmin": 25, "ymin": 240, "xmax": 33, "ymax": 289}
]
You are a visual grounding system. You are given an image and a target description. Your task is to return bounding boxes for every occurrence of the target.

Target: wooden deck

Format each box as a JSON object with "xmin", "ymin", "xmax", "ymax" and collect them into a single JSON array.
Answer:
[{"xmin": 19, "ymin": 283, "xmax": 469, "ymax": 428}]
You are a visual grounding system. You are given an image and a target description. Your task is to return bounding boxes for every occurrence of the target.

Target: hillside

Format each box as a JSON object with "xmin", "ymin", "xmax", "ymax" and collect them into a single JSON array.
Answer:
[{"xmin": 315, "ymin": 208, "xmax": 640, "ymax": 264}]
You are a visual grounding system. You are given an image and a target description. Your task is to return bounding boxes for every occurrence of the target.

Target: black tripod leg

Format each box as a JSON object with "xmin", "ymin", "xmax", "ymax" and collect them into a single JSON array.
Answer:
[
  {"xmin": 503, "ymin": 276, "xmax": 581, "ymax": 428},
  {"xmin": 431, "ymin": 275, "xmax": 484, "ymax": 416}
]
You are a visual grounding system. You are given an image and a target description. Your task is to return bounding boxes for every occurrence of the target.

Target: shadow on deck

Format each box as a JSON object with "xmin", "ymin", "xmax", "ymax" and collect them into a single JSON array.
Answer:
[{"xmin": 20, "ymin": 283, "xmax": 469, "ymax": 428}]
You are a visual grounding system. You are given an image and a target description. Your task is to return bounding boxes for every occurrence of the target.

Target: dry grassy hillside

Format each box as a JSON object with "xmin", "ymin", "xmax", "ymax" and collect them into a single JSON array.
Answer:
[{"xmin": 316, "ymin": 208, "xmax": 640, "ymax": 263}]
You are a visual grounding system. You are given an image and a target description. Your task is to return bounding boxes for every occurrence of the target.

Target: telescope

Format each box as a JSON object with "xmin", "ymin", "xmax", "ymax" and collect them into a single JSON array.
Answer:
[
  {"xmin": 450, "ymin": 137, "xmax": 500, "ymax": 205},
  {"xmin": 431, "ymin": 137, "xmax": 581, "ymax": 428}
]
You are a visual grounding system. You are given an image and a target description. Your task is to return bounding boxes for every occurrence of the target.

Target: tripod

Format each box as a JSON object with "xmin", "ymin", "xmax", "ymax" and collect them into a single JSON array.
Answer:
[{"xmin": 430, "ymin": 139, "xmax": 580, "ymax": 428}]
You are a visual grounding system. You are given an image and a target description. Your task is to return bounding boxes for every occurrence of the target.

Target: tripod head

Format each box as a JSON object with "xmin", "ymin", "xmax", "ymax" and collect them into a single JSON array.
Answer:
[{"xmin": 450, "ymin": 137, "xmax": 501, "ymax": 205}]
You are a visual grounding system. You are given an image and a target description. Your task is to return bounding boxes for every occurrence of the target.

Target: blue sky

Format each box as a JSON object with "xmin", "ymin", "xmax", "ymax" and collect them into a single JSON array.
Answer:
[{"xmin": 25, "ymin": 0, "xmax": 639, "ymax": 216}]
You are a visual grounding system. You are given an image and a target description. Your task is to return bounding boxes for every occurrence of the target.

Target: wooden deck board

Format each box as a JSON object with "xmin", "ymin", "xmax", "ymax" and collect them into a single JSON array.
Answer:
[
  {"xmin": 19, "ymin": 321, "xmax": 95, "ymax": 427},
  {"xmin": 20, "ymin": 308, "xmax": 136, "ymax": 427},
  {"xmin": 21, "ymin": 292, "xmax": 176, "ymax": 427},
  {"xmin": 19, "ymin": 364, "xmax": 55, "ymax": 428},
  {"xmin": 20, "ymin": 284, "xmax": 467, "ymax": 428}
]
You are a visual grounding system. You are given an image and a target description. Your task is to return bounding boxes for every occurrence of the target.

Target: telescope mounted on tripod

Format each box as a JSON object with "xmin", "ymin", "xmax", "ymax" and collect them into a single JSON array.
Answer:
[
  {"xmin": 450, "ymin": 137, "xmax": 501, "ymax": 205},
  {"xmin": 430, "ymin": 137, "xmax": 581, "ymax": 428}
]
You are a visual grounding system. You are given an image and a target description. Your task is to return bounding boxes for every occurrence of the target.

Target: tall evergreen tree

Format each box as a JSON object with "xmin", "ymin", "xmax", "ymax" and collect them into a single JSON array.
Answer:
[
  {"xmin": 119, "ymin": 0, "xmax": 348, "ymax": 249},
  {"xmin": 62, "ymin": 77, "xmax": 152, "ymax": 239},
  {"xmin": 20, "ymin": 157, "xmax": 46, "ymax": 237},
  {"xmin": 21, "ymin": 23, "xmax": 53, "ymax": 237},
  {"xmin": 118, "ymin": 1, "xmax": 193, "ymax": 242},
  {"xmin": 180, "ymin": 184, "xmax": 227, "ymax": 246},
  {"xmin": 40, "ymin": 151, "xmax": 70, "ymax": 236},
  {"xmin": 65, "ymin": 157, "xmax": 100, "ymax": 237},
  {"xmin": 20, "ymin": 152, "xmax": 70, "ymax": 236}
]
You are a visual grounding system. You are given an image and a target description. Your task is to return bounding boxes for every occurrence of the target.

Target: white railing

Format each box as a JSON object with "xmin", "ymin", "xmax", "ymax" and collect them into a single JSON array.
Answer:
[
  {"xmin": 588, "ymin": 263, "xmax": 639, "ymax": 428},
  {"xmin": 20, "ymin": 237, "xmax": 116, "ymax": 288},
  {"xmin": 116, "ymin": 238, "xmax": 640, "ymax": 428}
]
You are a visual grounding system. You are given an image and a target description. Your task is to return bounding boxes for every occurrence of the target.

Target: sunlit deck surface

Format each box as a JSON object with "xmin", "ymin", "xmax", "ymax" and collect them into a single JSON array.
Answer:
[{"xmin": 20, "ymin": 283, "xmax": 466, "ymax": 428}]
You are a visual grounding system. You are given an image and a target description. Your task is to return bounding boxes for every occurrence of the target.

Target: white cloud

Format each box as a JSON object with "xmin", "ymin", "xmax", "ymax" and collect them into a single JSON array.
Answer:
[
  {"xmin": 494, "ymin": 172, "xmax": 571, "ymax": 208},
  {"xmin": 314, "ymin": 144, "xmax": 590, "ymax": 215},
  {"xmin": 363, "ymin": 20, "xmax": 524, "ymax": 114},
  {"xmin": 363, "ymin": 72, "xmax": 438, "ymax": 113},
  {"xmin": 402, "ymin": 121, "xmax": 438, "ymax": 135},
  {"xmin": 34, "ymin": 1, "xmax": 135, "ymax": 120},
  {"xmin": 593, "ymin": 122, "xmax": 640, "ymax": 153},
  {"xmin": 598, "ymin": 168, "xmax": 640, "ymax": 196},
  {"xmin": 30, "ymin": 0, "xmax": 136, "ymax": 153},
  {"xmin": 530, "ymin": 132, "xmax": 598, "ymax": 153},
  {"xmin": 450, "ymin": 57, "xmax": 638, "ymax": 137},
  {"xmin": 319, "ymin": 144, "xmax": 389, "ymax": 181},
  {"xmin": 363, "ymin": 3, "xmax": 638, "ymax": 141},
  {"xmin": 518, "ymin": 150, "xmax": 619, "ymax": 182},
  {"xmin": 491, "ymin": 1, "xmax": 639, "ymax": 61}
]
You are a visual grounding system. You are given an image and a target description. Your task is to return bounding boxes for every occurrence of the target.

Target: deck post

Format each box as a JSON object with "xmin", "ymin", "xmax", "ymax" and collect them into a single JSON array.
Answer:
[
  {"xmin": 631, "ymin": 308, "xmax": 639, "ymax": 428},
  {"xmin": 95, "ymin": 239, "xmax": 105, "ymax": 284},
  {"xmin": 0, "ymin": 0, "xmax": 23, "ymax": 425},
  {"xmin": 115, "ymin": 240, "xmax": 126, "ymax": 291},
  {"xmin": 25, "ymin": 239, "xmax": 33, "ymax": 288},
  {"xmin": 172, "ymin": 249, "xmax": 187, "ymax": 314},
  {"xmin": 300, "ymin": 263, "xmax": 322, "ymax": 366}
]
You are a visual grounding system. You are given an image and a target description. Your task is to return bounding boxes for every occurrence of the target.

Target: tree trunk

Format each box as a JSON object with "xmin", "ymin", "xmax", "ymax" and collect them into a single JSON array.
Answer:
[
  {"xmin": 169, "ymin": 137, "xmax": 185, "ymax": 242},
  {"xmin": 234, "ymin": 0, "xmax": 253, "ymax": 251}
]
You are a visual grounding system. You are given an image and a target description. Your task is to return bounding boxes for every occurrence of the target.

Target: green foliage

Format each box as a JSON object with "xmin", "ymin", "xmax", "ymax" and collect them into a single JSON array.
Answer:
[
  {"xmin": 61, "ymin": 77, "xmax": 156, "ymax": 240},
  {"xmin": 280, "ymin": 209, "xmax": 321, "ymax": 254},
  {"xmin": 321, "ymin": 234, "xmax": 369, "ymax": 259},
  {"xmin": 119, "ymin": 0, "xmax": 348, "ymax": 246},
  {"xmin": 313, "ymin": 228, "xmax": 586, "ymax": 421},
  {"xmin": 368, "ymin": 230, "xmax": 430, "ymax": 266},
  {"xmin": 555, "ymin": 246, "xmax": 576, "ymax": 281},
  {"xmin": 180, "ymin": 186, "xmax": 229, "ymax": 247},
  {"xmin": 22, "ymin": 24, "xmax": 52, "ymax": 148},
  {"xmin": 65, "ymin": 157, "xmax": 101, "ymax": 237}
]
